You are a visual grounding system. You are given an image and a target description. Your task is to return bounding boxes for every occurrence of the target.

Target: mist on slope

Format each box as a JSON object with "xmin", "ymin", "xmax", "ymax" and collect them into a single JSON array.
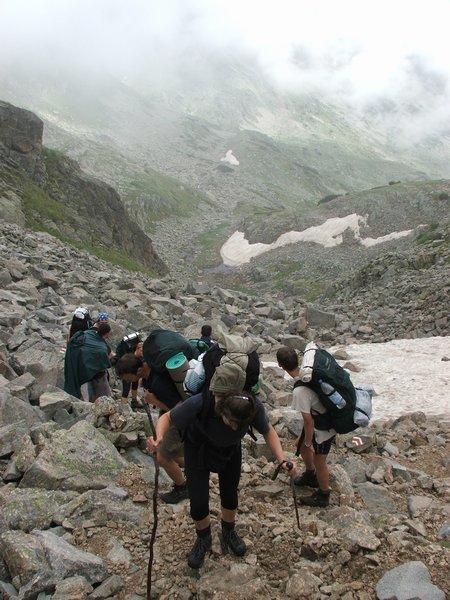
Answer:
[{"xmin": 1, "ymin": 0, "xmax": 450, "ymax": 147}]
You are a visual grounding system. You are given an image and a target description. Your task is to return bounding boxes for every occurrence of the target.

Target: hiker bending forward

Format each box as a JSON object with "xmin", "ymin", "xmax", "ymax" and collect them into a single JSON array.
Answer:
[{"xmin": 148, "ymin": 389, "xmax": 296, "ymax": 569}]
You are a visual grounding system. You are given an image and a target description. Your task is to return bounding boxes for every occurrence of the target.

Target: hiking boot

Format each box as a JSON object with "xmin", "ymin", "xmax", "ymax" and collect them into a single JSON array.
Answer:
[
  {"xmin": 298, "ymin": 489, "xmax": 330, "ymax": 507},
  {"xmin": 221, "ymin": 527, "xmax": 247, "ymax": 556},
  {"xmin": 294, "ymin": 469, "xmax": 319, "ymax": 488},
  {"xmin": 160, "ymin": 482, "xmax": 188, "ymax": 504},
  {"xmin": 187, "ymin": 533, "xmax": 212, "ymax": 569}
]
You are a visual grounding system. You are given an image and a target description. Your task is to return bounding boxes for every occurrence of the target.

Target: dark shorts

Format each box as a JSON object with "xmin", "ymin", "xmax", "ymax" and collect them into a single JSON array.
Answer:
[
  {"xmin": 90, "ymin": 371, "xmax": 111, "ymax": 398},
  {"xmin": 299, "ymin": 430, "xmax": 335, "ymax": 455}
]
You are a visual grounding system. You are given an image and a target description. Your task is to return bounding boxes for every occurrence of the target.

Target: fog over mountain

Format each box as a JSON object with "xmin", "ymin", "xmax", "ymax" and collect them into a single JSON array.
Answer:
[{"xmin": 1, "ymin": 0, "xmax": 450, "ymax": 147}]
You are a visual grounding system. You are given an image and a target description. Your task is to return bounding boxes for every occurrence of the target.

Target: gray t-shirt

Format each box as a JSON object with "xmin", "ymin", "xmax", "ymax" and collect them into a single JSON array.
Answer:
[{"xmin": 292, "ymin": 378, "xmax": 336, "ymax": 443}]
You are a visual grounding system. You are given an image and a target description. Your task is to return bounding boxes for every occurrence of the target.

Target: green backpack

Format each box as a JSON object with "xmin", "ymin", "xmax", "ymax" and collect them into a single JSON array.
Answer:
[{"xmin": 294, "ymin": 347, "xmax": 358, "ymax": 433}]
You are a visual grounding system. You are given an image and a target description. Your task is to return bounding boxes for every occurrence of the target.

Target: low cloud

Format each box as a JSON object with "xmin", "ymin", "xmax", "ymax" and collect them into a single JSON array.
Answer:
[{"xmin": 1, "ymin": 0, "xmax": 450, "ymax": 142}]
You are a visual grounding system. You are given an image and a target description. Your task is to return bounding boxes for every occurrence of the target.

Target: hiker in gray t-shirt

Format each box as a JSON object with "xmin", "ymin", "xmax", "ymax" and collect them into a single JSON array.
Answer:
[{"xmin": 277, "ymin": 346, "xmax": 335, "ymax": 507}]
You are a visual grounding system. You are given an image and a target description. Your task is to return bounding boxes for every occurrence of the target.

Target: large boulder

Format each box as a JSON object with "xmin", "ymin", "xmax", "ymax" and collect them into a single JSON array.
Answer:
[
  {"xmin": 0, "ymin": 487, "xmax": 77, "ymax": 534},
  {"xmin": 0, "ymin": 388, "xmax": 46, "ymax": 428},
  {"xmin": 20, "ymin": 421, "xmax": 127, "ymax": 491},
  {"xmin": 0, "ymin": 100, "xmax": 43, "ymax": 173}
]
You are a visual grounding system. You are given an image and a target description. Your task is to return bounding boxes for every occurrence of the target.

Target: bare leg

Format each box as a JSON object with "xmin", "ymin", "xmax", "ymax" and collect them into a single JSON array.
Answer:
[
  {"xmin": 221, "ymin": 507, "xmax": 237, "ymax": 523},
  {"xmin": 300, "ymin": 445, "xmax": 315, "ymax": 471},
  {"xmin": 157, "ymin": 452, "xmax": 185, "ymax": 486},
  {"xmin": 314, "ymin": 454, "xmax": 330, "ymax": 491}
]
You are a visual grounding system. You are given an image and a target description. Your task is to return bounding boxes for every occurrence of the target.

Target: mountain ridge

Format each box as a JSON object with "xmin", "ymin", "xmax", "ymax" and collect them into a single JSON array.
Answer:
[{"xmin": 0, "ymin": 100, "xmax": 166, "ymax": 275}]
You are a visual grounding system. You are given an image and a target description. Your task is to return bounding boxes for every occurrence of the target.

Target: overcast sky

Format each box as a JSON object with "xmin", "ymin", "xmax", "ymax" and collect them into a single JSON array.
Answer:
[{"xmin": 1, "ymin": 0, "xmax": 449, "ymax": 137}]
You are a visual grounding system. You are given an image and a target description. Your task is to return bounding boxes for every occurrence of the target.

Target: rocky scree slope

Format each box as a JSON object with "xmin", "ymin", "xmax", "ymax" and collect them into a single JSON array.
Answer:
[
  {"xmin": 0, "ymin": 221, "xmax": 448, "ymax": 599},
  {"xmin": 319, "ymin": 220, "xmax": 450, "ymax": 343},
  {"xmin": 0, "ymin": 100, "xmax": 166, "ymax": 275}
]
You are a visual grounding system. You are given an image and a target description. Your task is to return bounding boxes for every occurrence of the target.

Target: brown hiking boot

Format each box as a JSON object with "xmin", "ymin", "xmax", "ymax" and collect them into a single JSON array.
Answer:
[
  {"xmin": 160, "ymin": 481, "xmax": 188, "ymax": 504},
  {"xmin": 298, "ymin": 489, "xmax": 330, "ymax": 507}
]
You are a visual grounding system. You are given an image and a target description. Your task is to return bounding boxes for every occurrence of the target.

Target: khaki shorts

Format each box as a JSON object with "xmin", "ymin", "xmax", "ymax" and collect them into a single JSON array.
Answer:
[{"xmin": 159, "ymin": 423, "xmax": 184, "ymax": 460}]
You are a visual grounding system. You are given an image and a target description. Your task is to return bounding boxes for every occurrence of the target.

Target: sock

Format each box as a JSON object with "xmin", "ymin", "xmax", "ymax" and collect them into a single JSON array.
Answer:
[
  {"xmin": 196, "ymin": 525, "xmax": 211, "ymax": 538},
  {"xmin": 221, "ymin": 519, "xmax": 235, "ymax": 531}
]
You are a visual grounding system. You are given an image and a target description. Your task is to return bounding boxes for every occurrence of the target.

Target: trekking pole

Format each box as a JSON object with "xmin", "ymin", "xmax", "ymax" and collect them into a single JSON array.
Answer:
[
  {"xmin": 271, "ymin": 460, "xmax": 300, "ymax": 530},
  {"xmin": 139, "ymin": 398, "xmax": 160, "ymax": 600}
]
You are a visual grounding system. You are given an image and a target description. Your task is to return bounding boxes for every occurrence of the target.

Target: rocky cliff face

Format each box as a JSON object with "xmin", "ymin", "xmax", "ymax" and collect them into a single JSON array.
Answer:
[
  {"xmin": 0, "ymin": 100, "xmax": 167, "ymax": 275},
  {"xmin": 0, "ymin": 100, "xmax": 43, "ymax": 173}
]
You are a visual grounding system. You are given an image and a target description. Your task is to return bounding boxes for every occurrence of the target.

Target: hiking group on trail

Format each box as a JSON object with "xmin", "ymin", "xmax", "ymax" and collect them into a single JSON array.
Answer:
[{"xmin": 63, "ymin": 311, "xmax": 372, "ymax": 570}]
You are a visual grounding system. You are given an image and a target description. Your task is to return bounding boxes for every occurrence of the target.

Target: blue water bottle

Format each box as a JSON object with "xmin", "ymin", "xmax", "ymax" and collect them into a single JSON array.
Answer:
[{"xmin": 319, "ymin": 379, "xmax": 346, "ymax": 409}]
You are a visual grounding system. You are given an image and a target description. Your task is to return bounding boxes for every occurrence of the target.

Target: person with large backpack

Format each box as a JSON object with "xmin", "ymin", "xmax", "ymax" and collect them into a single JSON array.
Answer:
[
  {"xmin": 114, "ymin": 332, "xmax": 143, "ymax": 410},
  {"xmin": 67, "ymin": 306, "xmax": 93, "ymax": 343},
  {"xmin": 64, "ymin": 322, "xmax": 112, "ymax": 400},
  {"xmin": 115, "ymin": 329, "xmax": 198, "ymax": 504},
  {"xmin": 277, "ymin": 345, "xmax": 337, "ymax": 508},
  {"xmin": 147, "ymin": 347, "xmax": 297, "ymax": 570}
]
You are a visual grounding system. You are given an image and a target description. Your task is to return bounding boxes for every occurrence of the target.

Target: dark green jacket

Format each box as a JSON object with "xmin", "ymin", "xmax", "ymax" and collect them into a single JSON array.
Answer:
[{"xmin": 64, "ymin": 329, "xmax": 111, "ymax": 399}]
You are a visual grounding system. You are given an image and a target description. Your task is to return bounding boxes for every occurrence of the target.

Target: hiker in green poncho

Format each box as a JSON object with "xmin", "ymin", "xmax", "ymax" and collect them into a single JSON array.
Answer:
[{"xmin": 64, "ymin": 323, "xmax": 112, "ymax": 400}]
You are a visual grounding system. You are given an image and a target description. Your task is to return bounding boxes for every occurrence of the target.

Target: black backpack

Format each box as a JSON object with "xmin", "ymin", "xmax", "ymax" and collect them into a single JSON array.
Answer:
[
  {"xmin": 294, "ymin": 347, "xmax": 358, "ymax": 434},
  {"xmin": 115, "ymin": 332, "xmax": 142, "ymax": 360},
  {"xmin": 69, "ymin": 307, "xmax": 93, "ymax": 339},
  {"xmin": 143, "ymin": 329, "xmax": 198, "ymax": 373}
]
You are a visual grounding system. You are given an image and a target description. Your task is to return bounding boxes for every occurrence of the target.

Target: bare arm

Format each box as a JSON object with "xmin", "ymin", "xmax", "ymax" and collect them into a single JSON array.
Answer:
[{"xmin": 143, "ymin": 390, "xmax": 170, "ymax": 413}]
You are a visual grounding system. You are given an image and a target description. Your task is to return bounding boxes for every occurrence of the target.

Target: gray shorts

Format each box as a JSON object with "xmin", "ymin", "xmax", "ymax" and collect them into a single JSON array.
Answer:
[
  {"xmin": 159, "ymin": 423, "xmax": 184, "ymax": 460},
  {"xmin": 90, "ymin": 372, "xmax": 111, "ymax": 399}
]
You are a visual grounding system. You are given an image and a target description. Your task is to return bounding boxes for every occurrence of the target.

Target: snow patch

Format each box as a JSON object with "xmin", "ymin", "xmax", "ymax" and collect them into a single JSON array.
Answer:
[
  {"xmin": 265, "ymin": 336, "xmax": 450, "ymax": 421},
  {"xmin": 220, "ymin": 149, "xmax": 239, "ymax": 166},
  {"xmin": 220, "ymin": 214, "xmax": 416, "ymax": 266}
]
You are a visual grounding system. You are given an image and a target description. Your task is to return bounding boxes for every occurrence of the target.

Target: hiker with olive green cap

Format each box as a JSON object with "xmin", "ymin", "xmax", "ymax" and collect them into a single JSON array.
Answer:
[{"xmin": 147, "ymin": 354, "xmax": 296, "ymax": 569}]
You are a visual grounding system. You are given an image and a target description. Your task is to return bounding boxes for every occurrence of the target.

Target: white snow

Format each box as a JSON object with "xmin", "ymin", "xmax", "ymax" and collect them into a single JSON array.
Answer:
[
  {"xmin": 220, "ymin": 150, "xmax": 239, "ymax": 166},
  {"xmin": 220, "ymin": 215, "xmax": 417, "ymax": 266},
  {"xmin": 265, "ymin": 336, "xmax": 450, "ymax": 422}
]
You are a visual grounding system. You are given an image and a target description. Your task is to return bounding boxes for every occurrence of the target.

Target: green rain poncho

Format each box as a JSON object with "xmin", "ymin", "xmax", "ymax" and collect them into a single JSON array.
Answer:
[{"xmin": 64, "ymin": 329, "xmax": 111, "ymax": 399}]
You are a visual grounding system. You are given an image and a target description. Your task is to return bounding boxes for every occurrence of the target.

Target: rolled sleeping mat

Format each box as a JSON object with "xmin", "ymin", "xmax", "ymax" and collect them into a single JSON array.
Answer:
[{"xmin": 165, "ymin": 352, "xmax": 189, "ymax": 400}]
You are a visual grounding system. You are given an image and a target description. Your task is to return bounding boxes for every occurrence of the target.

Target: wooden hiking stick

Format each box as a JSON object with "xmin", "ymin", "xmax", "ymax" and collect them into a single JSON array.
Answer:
[
  {"xmin": 139, "ymin": 399, "xmax": 160, "ymax": 600},
  {"xmin": 271, "ymin": 460, "xmax": 300, "ymax": 529}
]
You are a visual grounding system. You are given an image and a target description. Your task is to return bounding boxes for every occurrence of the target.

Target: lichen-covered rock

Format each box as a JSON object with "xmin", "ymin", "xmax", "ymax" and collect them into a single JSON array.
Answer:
[{"xmin": 19, "ymin": 421, "xmax": 127, "ymax": 491}]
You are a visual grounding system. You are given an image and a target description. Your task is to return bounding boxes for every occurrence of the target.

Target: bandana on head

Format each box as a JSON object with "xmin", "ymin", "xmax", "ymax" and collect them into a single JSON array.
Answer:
[{"xmin": 98, "ymin": 312, "xmax": 109, "ymax": 321}]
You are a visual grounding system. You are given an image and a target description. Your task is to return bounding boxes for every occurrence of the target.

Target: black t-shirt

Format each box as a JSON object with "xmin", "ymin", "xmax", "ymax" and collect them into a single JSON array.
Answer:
[
  {"xmin": 170, "ymin": 393, "xmax": 269, "ymax": 448},
  {"xmin": 142, "ymin": 365, "xmax": 182, "ymax": 410}
]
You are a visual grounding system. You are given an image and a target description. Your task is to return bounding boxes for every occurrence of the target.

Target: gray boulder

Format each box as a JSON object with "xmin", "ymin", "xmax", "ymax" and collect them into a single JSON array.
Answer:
[
  {"xmin": 0, "ymin": 388, "xmax": 46, "ymax": 428},
  {"xmin": 32, "ymin": 530, "xmax": 108, "ymax": 584},
  {"xmin": 376, "ymin": 560, "xmax": 445, "ymax": 600},
  {"xmin": 54, "ymin": 486, "xmax": 145, "ymax": 527},
  {"xmin": 0, "ymin": 488, "xmax": 77, "ymax": 533},
  {"xmin": 20, "ymin": 421, "xmax": 127, "ymax": 491}
]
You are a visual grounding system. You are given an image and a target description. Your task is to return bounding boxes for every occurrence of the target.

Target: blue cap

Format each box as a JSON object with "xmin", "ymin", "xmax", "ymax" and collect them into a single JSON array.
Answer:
[{"xmin": 98, "ymin": 312, "xmax": 109, "ymax": 321}]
